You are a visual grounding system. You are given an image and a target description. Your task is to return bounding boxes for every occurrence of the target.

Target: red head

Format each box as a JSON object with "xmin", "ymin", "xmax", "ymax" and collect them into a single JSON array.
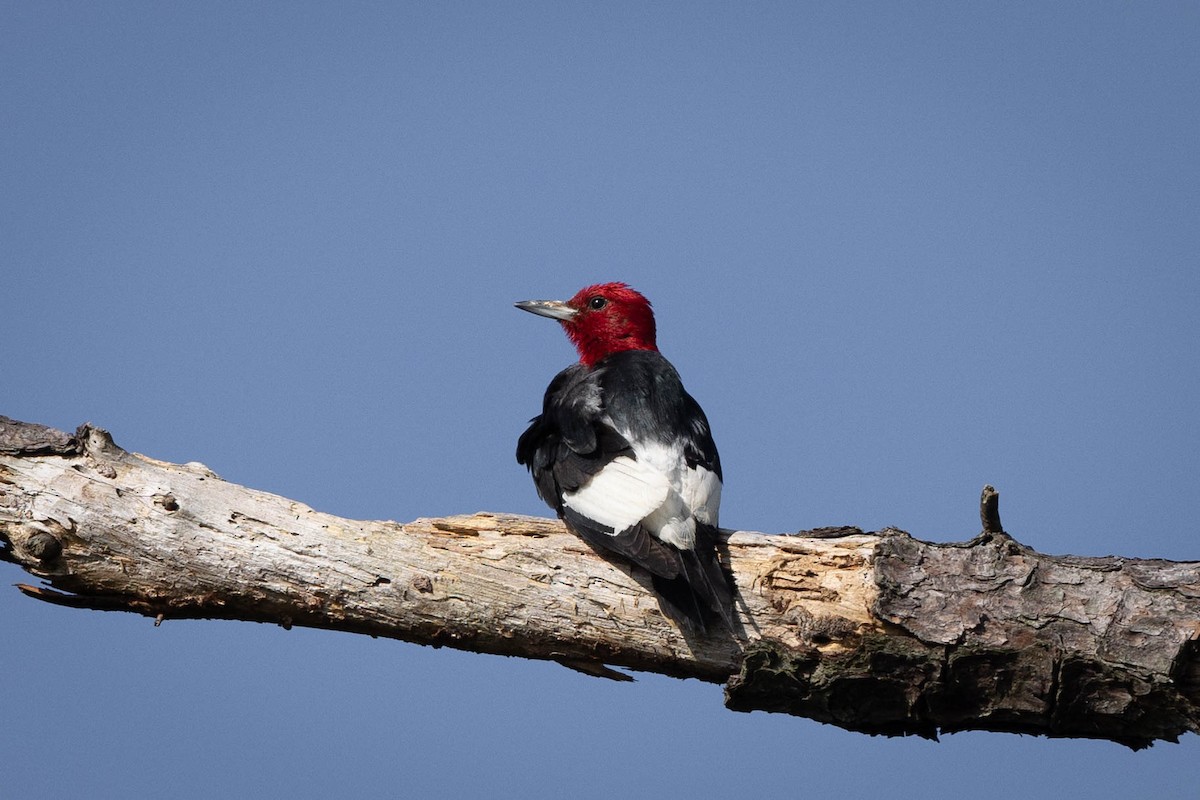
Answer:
[{"xmin": 515, "ymin": 282, "xmax": 658, "ymax": 367}]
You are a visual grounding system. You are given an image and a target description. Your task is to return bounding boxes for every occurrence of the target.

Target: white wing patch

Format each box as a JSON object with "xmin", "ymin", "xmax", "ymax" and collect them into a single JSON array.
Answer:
[
  {"xmin": 563, "ymin": 456, "xmax": 670, "ymax": 533},
  {"xmin": 565, "ymin": 433, "xmax": 723, "ymax": 550}
]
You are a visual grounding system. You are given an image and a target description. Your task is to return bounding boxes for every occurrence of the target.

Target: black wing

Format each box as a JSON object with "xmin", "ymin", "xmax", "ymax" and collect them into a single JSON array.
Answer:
[{"xmin": 516, "ymin": 363, "xmax": 686, "ymax": 580}]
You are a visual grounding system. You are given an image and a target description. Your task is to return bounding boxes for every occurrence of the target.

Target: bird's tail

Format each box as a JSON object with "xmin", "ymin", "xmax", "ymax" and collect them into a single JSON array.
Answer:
[{"xmin": 652, "ymin": 524, "xmax": 735, "ymax": 634}]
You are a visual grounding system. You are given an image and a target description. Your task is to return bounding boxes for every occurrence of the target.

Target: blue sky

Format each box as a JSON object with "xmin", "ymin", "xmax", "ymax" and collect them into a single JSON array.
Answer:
[{"xmin": 4, "ymin": 3, "xmax": 1198, "ymax": 797}]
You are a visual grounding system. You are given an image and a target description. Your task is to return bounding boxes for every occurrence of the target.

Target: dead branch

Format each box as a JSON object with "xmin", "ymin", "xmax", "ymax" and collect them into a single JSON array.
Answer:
[{"xmin": 1, "ymin": 415, "xmax": 1197, "ymax": 748}]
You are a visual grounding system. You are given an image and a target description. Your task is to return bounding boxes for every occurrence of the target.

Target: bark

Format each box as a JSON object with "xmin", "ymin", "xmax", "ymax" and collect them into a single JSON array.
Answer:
[{"xmin": 1, "ymin": 415, "xmax": 1197, "ymax": 748}]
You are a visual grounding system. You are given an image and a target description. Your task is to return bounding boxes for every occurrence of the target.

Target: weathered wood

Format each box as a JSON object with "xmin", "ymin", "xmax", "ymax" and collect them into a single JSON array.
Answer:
[{"xmin": 1, "ymin": 415, "xmax": 1197, "ymax": 747}]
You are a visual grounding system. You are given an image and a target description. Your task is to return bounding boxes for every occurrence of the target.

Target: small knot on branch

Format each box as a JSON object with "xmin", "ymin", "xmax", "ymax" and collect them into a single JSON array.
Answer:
[
  {"xmin": 77, "ymin": 423, "xmax": 123, "ymax": 457},
  {"xmin": 27, "ymin": 531, "xmax": 63, "ymax": 562},
  {"xmin": 153, "ymin": 493, "xmax": 180, "ymax": 512}
]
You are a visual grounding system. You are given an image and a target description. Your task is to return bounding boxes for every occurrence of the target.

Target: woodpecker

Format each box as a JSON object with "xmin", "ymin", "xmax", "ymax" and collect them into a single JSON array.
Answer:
[{"xmin": 515, "ymin": 282, "xmax": 733, "ymax": 633}]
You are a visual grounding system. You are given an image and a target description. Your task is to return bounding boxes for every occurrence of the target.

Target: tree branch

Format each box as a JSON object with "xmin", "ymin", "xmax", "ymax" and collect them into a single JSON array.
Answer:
[{"xmin": 1, "ymin": 415, "xmax": 1197, "ymax": 748}]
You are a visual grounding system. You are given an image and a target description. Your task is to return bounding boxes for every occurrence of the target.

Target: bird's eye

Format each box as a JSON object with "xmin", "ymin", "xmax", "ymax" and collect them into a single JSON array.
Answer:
[{"xmin": 588, "ymin": 296, "xmax": 608, "ymax": 310}]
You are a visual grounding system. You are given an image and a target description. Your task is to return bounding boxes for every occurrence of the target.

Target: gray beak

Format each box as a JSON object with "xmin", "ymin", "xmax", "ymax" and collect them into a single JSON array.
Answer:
[{"xmin": 514, "ymin": 299, "xmax": 578, "ymax": 322}]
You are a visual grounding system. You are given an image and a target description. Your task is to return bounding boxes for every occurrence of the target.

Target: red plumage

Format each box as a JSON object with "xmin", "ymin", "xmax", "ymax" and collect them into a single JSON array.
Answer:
[{"xmin": 560, "ymin": 282, "xmax": 659, "ymax": 366}]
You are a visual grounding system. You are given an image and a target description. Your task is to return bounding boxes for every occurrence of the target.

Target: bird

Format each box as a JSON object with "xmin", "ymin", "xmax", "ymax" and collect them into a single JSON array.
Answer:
[{"xmin": 515, "ymin": 282, "xmax": 734, "ymax": 633}]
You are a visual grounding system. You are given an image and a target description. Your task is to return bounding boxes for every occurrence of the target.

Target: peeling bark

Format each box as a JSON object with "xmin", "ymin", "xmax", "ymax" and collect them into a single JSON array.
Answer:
[{"xmin": 1, "ymin": 416, "xmax": 1197, "ymax": 748}]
